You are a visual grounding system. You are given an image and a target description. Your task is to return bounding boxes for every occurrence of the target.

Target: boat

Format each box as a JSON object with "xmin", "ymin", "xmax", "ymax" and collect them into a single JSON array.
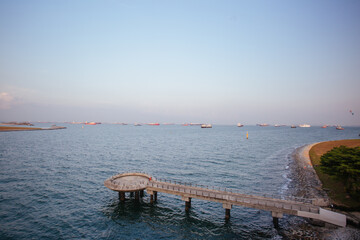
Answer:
[
  {"xmin": 201, "ymin": 124, "xmax": 212, "ymax": 128},
  {"xmin": 237, "ymin": 123, "xmax": 244, "ymax": 127},
  {"xmin": 147, "ymin": 123, "xmax": 160, "ymax": 126},
  {"xmin": 85, "ymin": 122, "xmax": 97, "ymax": 125},
  {"xmin": 258, "ymin": 123, "xmax": 269, "ymax": 127},
  {"xmin": 291, "ymin": 125, "xmax": 297, "ymax": 128},
  {"xmin": 134, "ymin": 123, "xmax": 142, "ymax": 126},
  {"xmin": 321, "ymin": 125, "xmax": 327, "ymax": 128},
  {"xmin": 336, "ymin": 126, "xmax": 344, "ymax": 130},
  {"xmin": 299, "ymin": 124, "xmax": 311, "ymax": 128}
]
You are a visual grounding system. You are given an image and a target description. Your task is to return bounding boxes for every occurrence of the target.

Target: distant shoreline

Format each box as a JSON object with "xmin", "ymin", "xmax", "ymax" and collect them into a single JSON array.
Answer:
[{"xmin": 0, "ymin": 126, "xmax": 66, "ymax": 132}]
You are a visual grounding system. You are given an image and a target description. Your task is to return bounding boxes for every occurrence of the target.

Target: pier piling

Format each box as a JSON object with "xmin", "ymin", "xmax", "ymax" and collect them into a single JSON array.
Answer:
[
  {"xmin": 119, "ymin": 192, "xmax": 126, "ymax": 202},
  {"xmin": 273, "ymin": 217, "xmax": 279, "ymax": 228},
  {"xmin": 223, "ymin": 203, "xmax": 232, "ymax": 220},
  {"xmin": 185, "ymin": 201, "xmax": 191, "ymax": 211},
  {"xmin": 225, "ymin": 209, "xmax": 231, "ymax": 220},
  {"xmin": 271, "ymin": 212, "xmax": 282, "ymax": 228},
  {"xmin": 182, "ymin": 196, "xmax": 192, "ymax": 212}
]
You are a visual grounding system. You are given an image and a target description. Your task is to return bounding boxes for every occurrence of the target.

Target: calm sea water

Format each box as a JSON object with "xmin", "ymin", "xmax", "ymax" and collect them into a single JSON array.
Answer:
[{"xmin": 1, "ymin": 124, "xmax": 359, "ymax": 239}]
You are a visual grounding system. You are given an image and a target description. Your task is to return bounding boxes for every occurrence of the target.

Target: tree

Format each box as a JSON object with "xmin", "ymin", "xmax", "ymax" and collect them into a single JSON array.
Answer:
[{"xmin": 320, "ymin": 145, "xmax": 360, "ymax": 198}]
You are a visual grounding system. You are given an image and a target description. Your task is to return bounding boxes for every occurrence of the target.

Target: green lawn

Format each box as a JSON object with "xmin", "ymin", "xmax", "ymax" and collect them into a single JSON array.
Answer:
[{"xmin": 309, "ymin": 139, "xmax": 360, "ymax": 210}]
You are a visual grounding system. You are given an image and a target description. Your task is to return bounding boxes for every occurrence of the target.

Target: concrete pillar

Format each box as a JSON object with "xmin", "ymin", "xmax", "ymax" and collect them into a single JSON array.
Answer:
[
  {"xmin": 273, "ymin": 217, "xmax": 279, "ymax": 228},
  {"xmin": 185, "ymin": 201, "xmax": 191, "ymax": 212},
  {"xmin": 135, "ymin": 191, "xmax": 140, "ymax": 201},
  {"xmin": 271, "ymin": 212, "xmax": 283, "ymax": 228},
  {"xmin": 119, "ymin": 192, "xmax": 125, "ymax": 202},
  {"xmin": 130, "ymin": 192, "xmax": 134, "ymax": 197},
  {"xmin": 223, "ymin": 203, "xmax": 232, "ymax": 220},
  {"xmin": 140, "ymin": 190, "xmax": 144, "ymax": 198},
  {"xmin": 225, "ymin": 209, "xmax": 231, "ymax": 220},
  {"xmin": 181, "ymin": 196, "xmax": 191, "ymax": 212},
  {"xmin": 147, "ymin": 190, "xmax": 154, "ymax": 204},
  {"xmin": 154, "ymin": 191, "xmax": 157, "ymax": 201}
]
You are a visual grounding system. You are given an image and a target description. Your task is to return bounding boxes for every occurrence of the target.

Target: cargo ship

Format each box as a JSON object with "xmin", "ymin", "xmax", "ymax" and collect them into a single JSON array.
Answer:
[{"xmin": 147, "ymin": 123, "xmax": 160, "ymax": 126}]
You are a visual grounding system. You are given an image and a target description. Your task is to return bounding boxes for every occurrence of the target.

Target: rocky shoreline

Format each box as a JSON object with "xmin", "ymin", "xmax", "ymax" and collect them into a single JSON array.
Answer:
[{"xmin": 291, "ymin": 143, "xmax": 329, "ymax": 201}]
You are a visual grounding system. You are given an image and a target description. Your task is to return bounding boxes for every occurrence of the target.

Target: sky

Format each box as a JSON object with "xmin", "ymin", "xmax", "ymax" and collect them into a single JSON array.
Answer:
[{"xmin": 0, "ymin": 0, "xmax": 359, "ymax": 126}]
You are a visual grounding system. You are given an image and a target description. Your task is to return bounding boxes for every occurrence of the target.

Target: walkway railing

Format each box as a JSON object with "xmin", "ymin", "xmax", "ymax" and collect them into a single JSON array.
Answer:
[
  {"xmin": 148, "ymin": 180, "xmax": 319, "ymax": 214},
  {"xmin": 150, "ymin": 177, "xmax": 315, "ymax": 204}
]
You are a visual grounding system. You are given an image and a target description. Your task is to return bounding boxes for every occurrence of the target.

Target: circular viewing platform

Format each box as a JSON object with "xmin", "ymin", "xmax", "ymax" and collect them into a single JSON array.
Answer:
[{"xmin": 104, "ymin": 172, "xmax": 151, "ymax": 192}]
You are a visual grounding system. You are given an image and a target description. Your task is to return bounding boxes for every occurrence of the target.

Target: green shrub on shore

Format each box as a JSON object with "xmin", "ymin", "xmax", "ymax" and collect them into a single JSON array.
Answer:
[{"xmin": 320, "ymin": 146, "xmax": 360, "ymax": 200}]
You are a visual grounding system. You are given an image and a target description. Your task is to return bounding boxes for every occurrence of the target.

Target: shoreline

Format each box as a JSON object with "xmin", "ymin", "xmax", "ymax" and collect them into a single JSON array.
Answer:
[
  {"xmin": 289, "ymin": 142, "xmax": 360, "ymax": 239},
  {"xmin": 292, "ymin": 143, "xmax": 330, "ymax": 202},
  {"xmin": 295, "ymin": 139, "xmax": 360, "ymax": 206},
  {"xmin": 0, "ymin": 126, "xmax": 66, "ymax": 132}
]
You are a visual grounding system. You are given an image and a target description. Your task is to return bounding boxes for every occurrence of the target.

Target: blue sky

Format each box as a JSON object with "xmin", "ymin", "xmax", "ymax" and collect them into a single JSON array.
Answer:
[{"xmin": 1, "ymin": 0, "xmax": 359, "ymax": 125}]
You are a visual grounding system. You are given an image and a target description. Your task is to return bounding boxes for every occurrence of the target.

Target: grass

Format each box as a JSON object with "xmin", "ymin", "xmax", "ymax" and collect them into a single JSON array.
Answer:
[{"xmin": 309, "ymin": 139, "xmax": 360, "ymax": 210}]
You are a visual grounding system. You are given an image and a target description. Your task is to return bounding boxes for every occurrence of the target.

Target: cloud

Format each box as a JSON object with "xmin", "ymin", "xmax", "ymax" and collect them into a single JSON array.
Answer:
[{"xmin": 0, "ymin": 92, "xmax": 15, "ymax": 109}]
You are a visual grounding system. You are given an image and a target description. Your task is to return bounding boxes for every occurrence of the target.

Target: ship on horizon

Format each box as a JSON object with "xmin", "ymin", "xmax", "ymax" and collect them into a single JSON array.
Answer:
[{"xmin": 299, "ymin": 124, "xmax": 311, "ymax": 128}]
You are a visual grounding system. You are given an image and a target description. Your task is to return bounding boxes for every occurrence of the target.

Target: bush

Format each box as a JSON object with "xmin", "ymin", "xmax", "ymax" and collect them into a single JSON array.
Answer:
[{"xmin": 320, "ymin": 145, "xmax": 360, "ymax": 199}]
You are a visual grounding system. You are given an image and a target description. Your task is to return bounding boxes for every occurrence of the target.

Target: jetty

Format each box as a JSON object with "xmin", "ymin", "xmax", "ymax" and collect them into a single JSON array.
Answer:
[{"xmin": 104, "ymin": 172, "xmax": 346, "ymax": 228}]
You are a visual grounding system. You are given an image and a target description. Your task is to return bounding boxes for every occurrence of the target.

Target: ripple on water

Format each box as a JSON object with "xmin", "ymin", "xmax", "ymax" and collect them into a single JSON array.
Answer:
[{"xmin": 1, "ymin": 125, "xmax": 360, "ymax": 239}]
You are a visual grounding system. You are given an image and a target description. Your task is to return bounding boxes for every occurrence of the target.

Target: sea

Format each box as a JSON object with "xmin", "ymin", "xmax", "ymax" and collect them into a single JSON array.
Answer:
[{"xmin": 1, "ymin": 124, "xmax": 359, "ymax": 239}]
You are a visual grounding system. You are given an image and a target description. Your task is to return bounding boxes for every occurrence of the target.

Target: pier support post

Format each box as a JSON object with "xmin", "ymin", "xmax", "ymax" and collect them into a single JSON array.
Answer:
[
  {"xmin": 223, "ymin": 203, "xmax": 232, "ymax": 220},
  {"xmin": 271, "ymin": 212, "xmax": 283, "ymax": 228},
  {"xmin": 130, "ymin": 192, "xmax": 134, "ymax": 198},
  {"xmin": 154, "ymin": 191, "xmax": 157, "ymax": 201},
  {"xmin": 225, "ymin": 209, "xmax": 231, "ymax": 220},
  {"xmin": 185, "ymin": 201, "xmax": 191, "ymax": 212},
  {"xmin": 140, "ymin": 190, "xmax": 144, "ymax": 198},
  {"xmin": 182, "ymin": 196, "xmax": 191, "ymax": 212},
  {"xmin": 135, "ymin": 191, "xmax": 140, "ymax": 201},
  {"xmin": 119, "ymin": 192, "xmax": 125, "ymax": 202},
  {"xmin": 273, "ymin": 217, "xmax": 279, "ymax": 228},
  {"xmin": 148, "ymin": 190, "xmax": 154, "ymax": 203}
]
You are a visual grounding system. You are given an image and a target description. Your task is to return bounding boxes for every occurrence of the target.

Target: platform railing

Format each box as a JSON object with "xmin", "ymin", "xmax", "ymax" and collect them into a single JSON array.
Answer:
[
  {"xmin": 147, "ymin": 180, "xmax": 319, "ymax": 213},
  {"xmin": 148, "ymin": 178, "xmax": 315, "ymax": 204}
]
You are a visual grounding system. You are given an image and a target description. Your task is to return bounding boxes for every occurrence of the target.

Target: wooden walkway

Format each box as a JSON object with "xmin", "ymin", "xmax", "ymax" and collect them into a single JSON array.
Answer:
[{"xmin": 104, "ymin": 173, "xmax": 346, "ymax": 228}]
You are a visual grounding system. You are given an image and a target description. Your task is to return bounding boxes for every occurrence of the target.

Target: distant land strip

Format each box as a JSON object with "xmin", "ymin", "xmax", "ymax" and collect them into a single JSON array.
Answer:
[{"xmin": 0, "ymin": 126, "xmax": 66, "ymax": 132}]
